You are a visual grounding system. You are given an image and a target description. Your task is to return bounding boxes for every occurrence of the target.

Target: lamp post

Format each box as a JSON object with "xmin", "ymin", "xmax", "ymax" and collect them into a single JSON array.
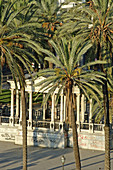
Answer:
[{"xmin": 61, "ymin": 155, "xmax": 65, "ymax": 170}]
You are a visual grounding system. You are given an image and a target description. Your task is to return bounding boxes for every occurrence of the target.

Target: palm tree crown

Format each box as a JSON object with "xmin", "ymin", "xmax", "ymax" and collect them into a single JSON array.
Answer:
[{"xmin": 37, "ymin": 38, "xmax": 106, "ymax": 103}]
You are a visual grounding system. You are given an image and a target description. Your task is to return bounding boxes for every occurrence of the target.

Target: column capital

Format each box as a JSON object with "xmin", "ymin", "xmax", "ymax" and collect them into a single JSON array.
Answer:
[{"xmin": 77, "ymin": 93, "xmax": 80, "ymax": 96}]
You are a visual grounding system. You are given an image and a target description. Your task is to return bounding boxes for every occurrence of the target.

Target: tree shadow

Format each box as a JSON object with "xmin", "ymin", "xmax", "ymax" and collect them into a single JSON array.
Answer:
[
  {"xmin": 0, "ymin": 142, "xmax": 72, "ymax": 170},
  {"xmin": 48, "ymin": 150, "xmax": 113, "ymax": 170},
  {"xmin": 0, "ymin": 141, "xmax": 113, "ymax": 170}
]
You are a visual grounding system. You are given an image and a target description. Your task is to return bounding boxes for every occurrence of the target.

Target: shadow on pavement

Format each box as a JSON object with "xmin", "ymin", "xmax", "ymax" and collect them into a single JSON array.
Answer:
[
  {"xmin": 0, "ymin": 142, "xmax": 113, "ymax": 170},
  {"xmin": 0, "ymin": 144, "xmax": 72, "ymax": 169}
]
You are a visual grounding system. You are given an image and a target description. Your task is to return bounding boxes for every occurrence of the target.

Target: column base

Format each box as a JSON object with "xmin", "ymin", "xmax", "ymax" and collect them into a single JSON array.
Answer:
[
  {"xmin": 14, "ymin": 116, "xmax": 19, "ymax": 124},
  {"xmin": 76, "ymin": 122, "xmax": 80, "ymax": 132},
  {"xmin": 89, "ymin": 123, "xmax": 94, "ymax": 133},
  {"xmin": 19, "ymin": 119, "xmax": 22, "ymax": 126},
  {"xmin": 50, "ymin": 122, "xmax": 54, "ymax": 131},
  {"xmin": 59, "ymin": 122, "xmax": 64, "ymax": 132},
  {"xmin": 9, "ymin": 117, "xmax": 14, "ymax": 126},
  {"xmin": 27, "ymin": 120, "xmax": 32, "ymax": 129}
]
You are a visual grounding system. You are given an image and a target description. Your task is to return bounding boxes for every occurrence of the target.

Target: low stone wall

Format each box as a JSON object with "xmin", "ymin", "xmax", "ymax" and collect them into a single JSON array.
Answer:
[
  {"xmin": 68, "ymin": 129, "xmax": 113, "ymax": 151},
  {"xmin": 68, "ymin": 130, "xmax": 105, "ymax": 151},
  {"xmin": 0, "ymin": 125, "xmax": 18, "ymax": 142},
  {"xmin": 1, "ymin": 125, "xmax": 113, "ymax": 151},
  {"xmin": 15, "ymin": 128, "xmax": 67, "ymax": 149},
  {"xmin": 0, "ymin": 125, "xmax": 67, "ymax": 148}
]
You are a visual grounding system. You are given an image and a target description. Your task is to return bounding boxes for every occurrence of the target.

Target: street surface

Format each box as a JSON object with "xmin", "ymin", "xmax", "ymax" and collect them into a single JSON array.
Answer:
[{"xmin": 0, "ymin": 141, "xmax": 113, "ymax": 170}]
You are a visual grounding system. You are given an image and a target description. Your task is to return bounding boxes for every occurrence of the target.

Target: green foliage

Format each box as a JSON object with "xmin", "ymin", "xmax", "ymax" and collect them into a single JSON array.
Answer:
[
  {"xmin": 60, "ymin": 0, "xmax": 113, "ymax": 62},
  {"xmin": 0, "ymin": 89, "xmax": 11, "ymax": 103},
  {"xmin": 32, "ymin": 92, "xmax": 43, "ymax": 103},
  {"xmin": 36, "ymin": 38, "xmax": 106, "ymax": 105},
  {"xmin": 0, "ymin": 0, "xmax": 42, "ymax": 88}
]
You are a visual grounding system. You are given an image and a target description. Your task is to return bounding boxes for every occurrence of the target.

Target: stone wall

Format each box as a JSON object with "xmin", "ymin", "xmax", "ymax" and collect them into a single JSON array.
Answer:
[
  {"xmin": 15, "ymin": 128, "xmax": 67, "ymax": 149},
  {"xmin": 0, "ymin": 125, "xmax": 18, "ymax": 142},
  {"xmin": 68, "ymin": 129, "xmax": 113, "ymax": 151},
  {"xmin": 0, "ymin": 125, "xmax": 67, "ymax": 149},
  {"xmin": 1, "ymin": 125, "xmax": 113, "ymax": 151}
]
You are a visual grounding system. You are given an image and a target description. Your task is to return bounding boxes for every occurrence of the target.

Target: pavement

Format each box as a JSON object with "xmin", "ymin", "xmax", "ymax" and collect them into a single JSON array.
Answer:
[{"xmin": 0, "ymin": 141, "xmax": 113, "ymax": 170}]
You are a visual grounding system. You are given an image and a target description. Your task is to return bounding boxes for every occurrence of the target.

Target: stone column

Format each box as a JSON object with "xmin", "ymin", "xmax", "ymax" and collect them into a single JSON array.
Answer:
[
  {"xmin": 16, "ymin": 90, "xmax": 19, "ymax": 117},
  {"xmin": 81, "ymin": 94, "xmax": 85, "ymax": 123},
  {"xmin": 76, "ymin": 94, "xmax": 80, "ymax": 132},
  {"xmin": 10, "ymin": 88, "xmax": 14, "ymax": 126},
  {"xmin": 25, "ymin": 92, "xmax": 28, "ymax": 117},
  {"xmin": 59, "ymin": 94, "xmax": 64, "ymax": 131},
  {"xmin": 89, "ymin": 98, "xmax": 93, "ymax": 123},
  {"xmin": 84, "ymin": 96, "xmax": 86, "ymax": 113},
  {"xmin": 89, "ymin": 99, "xmax": 93, "ymax": 133},
  {"xmin": 19, "ymin": 95, "xmax": 22, "ymax": 126},
  {"xmin": 60, "ymin": 94, "xmax": 64, "ymax": 123},
  {"xmin": 43, "ymin": 93, "xmax": 46, "ymax": 120},
  {"xmin": 76, "ymin": 94, "xmax": 80, "ymax": 123},
  {"xmin": 28, "ymin": 91, "xmax": 32, "ymax": 128},
  {"xmin": 64, "ymin": 95, "xmax": 66, "ymax": 121},
  {"xmin": 54, "ymin": 95, "xmax": 57, "ymax": 119},
  {"xmin": 50, "ymin": 94, "xmax": 55, "ymax": 130}
]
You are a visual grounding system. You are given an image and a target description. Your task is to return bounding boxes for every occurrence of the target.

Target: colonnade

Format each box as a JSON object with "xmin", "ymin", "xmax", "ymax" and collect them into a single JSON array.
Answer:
[
  {"xmin": 9, "ymin": 85, "xmax": 93, "ymax": 131},
  {"xmin": 9, "ymin": 89, "xmax": 33, "ymax": 127}
]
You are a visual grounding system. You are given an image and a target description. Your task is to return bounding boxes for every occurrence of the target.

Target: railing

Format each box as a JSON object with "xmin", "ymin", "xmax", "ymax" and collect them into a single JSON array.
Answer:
[
  {"xmin": 80, "ymin": 122, "xmax": 104, "ymax": 133},
  {"xmin": 0, "ymin": 114, "xmax": 105, "ymax": 134},
  {"xmin": 0, "ymin": 116, "xmax": 9, "ymax": 124},
  {"xmin": 32, "ymin": 120, "xmax": 63, "ymax": 131},
  {"xmin": 33, "ymin": 120, "xmax": 50, "ymax": 129},
  {"xmin": 94, "ymin": 124, "xmax": 103, "ymax": 131},
  {"xmin": 80, "ymin": 123, "xmax": 89, "ymax": 130},
  {"xmin": 0, "ymin": 116, "xmax": 20, "ymax": 125}
]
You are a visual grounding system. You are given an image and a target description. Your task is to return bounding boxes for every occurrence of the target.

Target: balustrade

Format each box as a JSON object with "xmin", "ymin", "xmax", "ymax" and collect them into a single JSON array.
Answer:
[{"xmin": 80, "ymin": 122, "xmax": 104, "ymax": 133}]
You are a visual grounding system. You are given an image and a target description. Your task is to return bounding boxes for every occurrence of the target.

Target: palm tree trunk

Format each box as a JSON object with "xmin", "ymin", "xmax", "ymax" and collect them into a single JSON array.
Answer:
[
  {"xmin": 100, "ymin": 47, "xmax": 110, "ymax": 169},
  {"xmin": 68, "ymin": 82, "xmax": 81, "ymax": 170},
  {"xmin": 71, "ymin": 107, "xmax": 81, "ymax": 170},
  {"xmin": 104, "ymin": 78, "xmax": 110, "ymax": 170},
  {"xmin": 19, "ymin": 63, "xmax": 27, "ymax": 170},
  {"xmin": 20, "ymin": 66, "xmax": 27, "ymax": 170},
  {"xmin": 105, "ymin": 125, "xmax": 110, "ymax": 170},
  {"xmin": 21, "ymin": 87, "xmax": 27, "ymax": 170}
]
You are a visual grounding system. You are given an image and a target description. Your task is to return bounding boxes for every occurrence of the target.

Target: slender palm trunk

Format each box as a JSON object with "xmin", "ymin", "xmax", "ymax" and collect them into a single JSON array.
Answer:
[
  {"xmin": 68, "ymin": 81, "xmax": 81, "ymax": 170},
  {"xmin": 105, "ymin": 125, "xmax": 110, "ymax": 170},
  {"xmin": 104, "ymin": 78, "xmax": 110, "ymax": 170},
  {"xmin": 20, "ymin": 66, "xmax": 27, "ymax": 170},
  {"xmin": 99, "ymin": 45, "xmax": 110, "ymax": 169},
  {"xmin": 21, "ymin": 86, "xmax": 27, "ymax": 170}
]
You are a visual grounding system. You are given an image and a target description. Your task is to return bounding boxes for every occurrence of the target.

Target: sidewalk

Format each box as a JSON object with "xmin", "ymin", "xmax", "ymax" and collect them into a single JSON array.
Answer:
[{"xmin": 0, "ymin": 141, "xmax": 112, "ymax": 170}]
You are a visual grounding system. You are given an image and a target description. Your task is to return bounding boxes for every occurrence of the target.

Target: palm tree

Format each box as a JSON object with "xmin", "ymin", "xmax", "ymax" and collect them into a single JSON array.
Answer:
[
  {"xmin": 77, "ymin": 1, "xmax": 113, "ymax": 169},
  {"xmin": 0, "ymin": 1, "xmax": 41, "ymax": 169},
  {"xmin": 34, "ymin": 0, "xmax": 63, "ymax": 37},
  {"xmin": 63, "ymin": 1, "xmax": 113, "ymax": 169},
  {"xmin": 36, "ymin": 38, "xmax": 106, "ymax": 170},
  {"xmin": 32, "ymin": 0, "xmax": 64, "ymax": 68}
]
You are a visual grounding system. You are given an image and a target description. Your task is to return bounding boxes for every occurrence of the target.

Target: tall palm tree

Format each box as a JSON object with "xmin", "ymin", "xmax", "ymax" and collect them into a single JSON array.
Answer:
[
  {"xmin": 0, "ymin": 1, "xmax": 41, "ymax": 169},
  {"xmin": 36, "ymin": 38, "xmax": 106, "ymax": 170},
  {"xmin": 62, "ymin": 1, "xmax": 113, "ymax": 169},
  {"xmin": 32, "ymin": 0, "xmax": 64, "ymax": 68},
  {"xmin": 77, "ymin": 1, "xmax": 113, "ymax": 169}
]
